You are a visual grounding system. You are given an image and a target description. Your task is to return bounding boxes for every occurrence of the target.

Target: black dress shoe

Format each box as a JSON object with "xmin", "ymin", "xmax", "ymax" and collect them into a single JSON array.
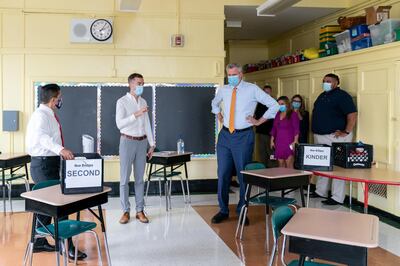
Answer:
[
  {"xmin": 306, "ymin": 191, "xmax": 324, "ymax": 198},
  {"xmin": 32, "ymin": 243, "xmax": 55, "ymax": 253},
  {"xmin": 321, "ymin": 198, "xmax": 341, "ymax": 206},
  {"xmin": 239, "ymin": 216, "xmax": 250, "ymax": 226},
  {"xmin": 68, "ymin": 248, "xmax": 87, "ymax": 260},
  {"xmin": 230, "ymin": 180, "xmax": 240, "ymax": 188},
  {"xmin": 211, "ymin": 212, "xmax": 229, "ymax": 224}
]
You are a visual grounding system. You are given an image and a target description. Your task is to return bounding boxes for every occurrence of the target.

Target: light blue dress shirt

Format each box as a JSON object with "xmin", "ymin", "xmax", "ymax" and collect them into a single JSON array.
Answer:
[{"xmin": 211, "ymin": 80, "xmax": 279, "ymax": 130}]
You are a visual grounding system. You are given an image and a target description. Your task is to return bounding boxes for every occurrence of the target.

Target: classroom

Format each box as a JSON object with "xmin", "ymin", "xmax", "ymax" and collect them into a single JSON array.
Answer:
[{"xmin": 1, "ymin": 0, "xmax": 400, "ymax": 265}]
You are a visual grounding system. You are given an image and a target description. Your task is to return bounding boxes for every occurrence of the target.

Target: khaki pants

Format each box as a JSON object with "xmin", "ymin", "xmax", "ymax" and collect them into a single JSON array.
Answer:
[{"xmin": 314, "ymin": 133, "xmax": 353, "ymax": 203}]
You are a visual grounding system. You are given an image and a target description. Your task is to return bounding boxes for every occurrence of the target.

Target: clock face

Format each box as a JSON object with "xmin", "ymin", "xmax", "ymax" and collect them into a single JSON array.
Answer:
[{"xmin": 90, "ymin": 19, "xmax": 113, "ymax": 41}]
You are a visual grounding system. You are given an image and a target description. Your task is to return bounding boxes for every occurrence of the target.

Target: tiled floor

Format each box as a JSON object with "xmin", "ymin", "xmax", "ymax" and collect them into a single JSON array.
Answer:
[{"xmin": 1, "ymin": 188, "xmax": 400, "ymax": 265}]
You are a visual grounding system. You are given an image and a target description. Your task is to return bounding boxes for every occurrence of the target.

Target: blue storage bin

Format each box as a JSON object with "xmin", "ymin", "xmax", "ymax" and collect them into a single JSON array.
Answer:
[
  {"xmin": 351, "ymin": 37, "xmax": 372, "ymax": 50},
  {"xmin": 350, "ymin": 24, "xmax": 369, "ymax": 38}
]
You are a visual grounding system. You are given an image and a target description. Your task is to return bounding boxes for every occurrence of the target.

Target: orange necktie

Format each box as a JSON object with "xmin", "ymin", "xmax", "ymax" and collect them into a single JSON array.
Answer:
[{"xmin": 229, "ymin": 87, "xmax": 237, "ymax": 133}]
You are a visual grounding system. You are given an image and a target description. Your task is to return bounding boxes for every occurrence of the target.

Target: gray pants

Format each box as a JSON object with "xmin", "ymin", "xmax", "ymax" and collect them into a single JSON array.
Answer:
[
  {"xmin": 119, "ymin": 137, "xmax": 148, "ymax": 213},
  {"xmin": 256, "ymin": 133, "xmax": 278, "ymax": 168},
  {"xmin": 314, "ymin": 133, "xmax": 353, "ymax": 203}
]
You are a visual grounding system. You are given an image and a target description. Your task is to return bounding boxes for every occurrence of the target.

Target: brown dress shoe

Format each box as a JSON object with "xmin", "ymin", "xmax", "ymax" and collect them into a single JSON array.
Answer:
[
  {"xmin": 119, "ymin": 212, "xmax": 130, "ymax": 224},
  {"xmin": 136, "ymin": 211, "xmax": 149, "ymax": 223}
]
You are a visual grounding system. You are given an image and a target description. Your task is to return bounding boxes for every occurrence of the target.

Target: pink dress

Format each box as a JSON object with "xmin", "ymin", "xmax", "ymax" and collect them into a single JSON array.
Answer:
[{"xmin": 270, "ymin": 112, "xmax": 300, "ymax": 160}]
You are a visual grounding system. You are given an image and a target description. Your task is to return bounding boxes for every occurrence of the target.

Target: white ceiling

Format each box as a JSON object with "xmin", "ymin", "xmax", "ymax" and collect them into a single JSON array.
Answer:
[{"xmin": 224, "ymin": 5, "xmax": 343, "ymax": 41}]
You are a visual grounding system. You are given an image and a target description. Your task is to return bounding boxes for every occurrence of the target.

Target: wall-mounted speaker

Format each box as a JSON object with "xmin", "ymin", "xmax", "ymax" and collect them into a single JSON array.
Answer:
[
  {"xmin": 70, "ymin": 19, "xmax": 113, "ymax": 43},
  {"xmin": 118, "ymin": 0, "xmax": 141, "ymax": 12}
]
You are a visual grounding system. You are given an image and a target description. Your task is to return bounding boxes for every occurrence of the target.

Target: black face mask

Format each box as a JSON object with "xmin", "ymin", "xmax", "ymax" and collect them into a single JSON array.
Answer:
[{"xmin": 55, "ymin": 98, "xmax": 63, "ymax": 109}]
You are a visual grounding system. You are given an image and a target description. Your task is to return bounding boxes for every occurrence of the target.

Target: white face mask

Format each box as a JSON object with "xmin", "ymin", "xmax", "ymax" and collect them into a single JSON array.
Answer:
[{"xmin": 322, "ymin": 82, "xmax": 332, "ymax": 92}]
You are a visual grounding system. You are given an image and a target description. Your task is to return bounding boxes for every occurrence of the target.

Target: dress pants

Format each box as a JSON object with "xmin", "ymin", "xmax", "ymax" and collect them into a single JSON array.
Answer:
[
  {"xmin": 119, "ymin": 137, "xmax": 147, "ymax": 213},
  {"xmin": 30, "ymin": 156, "xmax": 62, "ymax": 247},
  {"xmin": 217, "ymin": 127, "xmax": 254, "ymax": 215}
]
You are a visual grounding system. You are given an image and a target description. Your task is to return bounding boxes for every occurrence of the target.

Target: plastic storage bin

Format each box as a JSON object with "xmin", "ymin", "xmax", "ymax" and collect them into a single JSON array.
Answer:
[
  {"xmin": 334, "ymin": 30, "xmax": 351, "ymax": 53},
  {"xmin": 332, "ymin": 142, "xmax": 373, "ymax": 168},
  {"xmin": 351, "ymin": 36, "xmax": 372, "ymax": 50},
  {"xmin": 369, "ymin": 19, "xmax": 400, "ymax": 46},
  {"xmin": 350, "ymin": 24, "xmax": 369, "ymax": 38}
]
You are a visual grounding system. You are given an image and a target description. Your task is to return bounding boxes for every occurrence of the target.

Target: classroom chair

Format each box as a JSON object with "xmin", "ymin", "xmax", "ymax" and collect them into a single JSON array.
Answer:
[
  {"xmin": 1, "ymin": 168, "xmax": 30, "ymax": 213},
  {"xmin": 236, "ymin": 162, "xmax": 297, "ymax": 240},
  {"xmin": 23, "ymin": 180, "xmax": 106, "ymax": 266},
  {"xmin": 270, "ymin": 205, "xmax": 334, "ymax": 266}
]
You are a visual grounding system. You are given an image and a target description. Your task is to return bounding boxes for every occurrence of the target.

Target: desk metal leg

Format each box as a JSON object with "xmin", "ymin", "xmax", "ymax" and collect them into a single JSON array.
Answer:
[
  {"xmin": 184, "ymin": 163, "xmax": 191, "ymax": 203},
  {"xmin": 349, "ymin": 181, "xmax": 353, "ymax": 208},
  {"xmin": 306, "ymin": 184, "xmax": 310, "ymax": 208},
  {"xmin": 98, "ymin": 205, "xmax": 112, "ymax": 266},
  {"xmin": 298, "ymin": 255, "xmax": 306, "ymax": 266},
  {"xmin": 145, "ymin": 163, "xmax": 154, "ymax": 202},
  {"xmin": 300, "ymin": 186, "xmax": 305, "ymax": 207},
  {"xmin": 54, "ymin": 217, "xmax": 60, "ymax": 266},
  {"xmin": 25, "ymin": 163, "xmax": 30, "ymax": 190},
  {"xmin": 164, "ymin": 167, "xmax": 169, "ymax": 211},
  {"xmin": 265, "ymin": 186, "xmax": 270, "ymax": 252},
  {"xmin": 2, "ymin": 170, "xmax": 5, "ymax": 214},
  {"xmin": 363, "ymin": 183, "xmax": 369, "ymax": 213},
  {"xmin": 239, "ymin": 184, "xmax": 252, "ymax": 240}
]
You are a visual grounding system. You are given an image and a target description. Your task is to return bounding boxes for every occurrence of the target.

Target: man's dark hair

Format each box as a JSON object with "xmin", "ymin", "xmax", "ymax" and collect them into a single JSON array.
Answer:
[
  {"xmin": 40, "ymin": 84, "xmax": 60, "ymax": 104},
  {"xmin": 324, "ymin": 73, "xmax": 340, "ymax": 85},
  {"xmin": 128, "ymin": 73, "xmax": 143, "ymax": 83},
  {"xmin": 264, "ymin": 85, "xmax": 272, "ymax": 90}
]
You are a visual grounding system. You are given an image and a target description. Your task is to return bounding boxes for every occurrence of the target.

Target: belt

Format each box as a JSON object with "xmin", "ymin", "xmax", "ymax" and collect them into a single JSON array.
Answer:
[
  {"xmin": 31, "ymin": 156, "xmax": 60, "ymax": 161},
  {"xmin": 121, "ymin": 133, "xmax": 147, "ymax": 141},
  {"xmin": 222, "ymin": 126, "xmax": 252, "ymax": 133}
]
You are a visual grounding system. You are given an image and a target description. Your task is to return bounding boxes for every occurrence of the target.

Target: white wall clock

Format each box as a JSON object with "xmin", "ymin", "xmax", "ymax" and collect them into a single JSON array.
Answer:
[{"xmin": 90, "ymin": 19, "xmax": 113, "ymax": 42}]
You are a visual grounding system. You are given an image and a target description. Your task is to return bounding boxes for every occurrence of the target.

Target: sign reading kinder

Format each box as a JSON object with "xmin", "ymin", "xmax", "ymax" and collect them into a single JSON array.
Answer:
[
  {"xmin": 65, "ymin": 159, "xmax": 102, "ymax": 188},
  {"xmin": 303, "ymin": 146, "xmax": 331, "ymax": 167}
]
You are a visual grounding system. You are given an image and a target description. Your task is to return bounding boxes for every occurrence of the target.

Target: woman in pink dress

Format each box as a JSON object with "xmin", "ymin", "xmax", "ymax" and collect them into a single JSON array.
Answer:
[{"xmin": 270, "ymin": 96, "xmax": 300, "ymax": 168}]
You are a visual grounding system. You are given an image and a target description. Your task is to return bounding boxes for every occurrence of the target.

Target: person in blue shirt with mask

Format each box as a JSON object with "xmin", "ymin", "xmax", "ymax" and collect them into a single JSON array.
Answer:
[
  {"xmin": 311, "ymin": 73, "xmax": 357, "ymax": 205},
  {"xmin": 210, "ymin": 63, "xmax": 279, "ymax": 224}
]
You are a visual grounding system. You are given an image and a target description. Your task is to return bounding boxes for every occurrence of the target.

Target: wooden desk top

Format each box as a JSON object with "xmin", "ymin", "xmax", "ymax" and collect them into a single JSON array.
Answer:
[
  {"xmin": 21, "ymin": 185, "xmax": 111, "ymax": 206},
  {"xmin": 282, "ymin": 208, "xmax": 379, "ymax": 248},
  {"xmin": 241, "ymin": 167, "xmax": 312, "ymax": 179},
  {"xmin": 152, "ymin": 151, "xmax": 193, "ymax": 158},
  {"xmin": 313, "ymin": 166, "xmax": 400, "ymax": 185},
  {"xmin": 0, "ymin": 153, "xmax": 30, "ymax": 161}
]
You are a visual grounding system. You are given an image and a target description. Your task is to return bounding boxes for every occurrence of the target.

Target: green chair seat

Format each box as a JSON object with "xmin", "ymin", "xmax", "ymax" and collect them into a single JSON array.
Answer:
[
  {"xmin": 288, "ymin": 260, "xmax": 334, "ymax": 266},
  {"xmin": 36, "ymin": 220, "xmax": 97, "ymax": 240},
  {"xmin": 250, "ymin": 195, "xmax": 297, "ymax": 209}
]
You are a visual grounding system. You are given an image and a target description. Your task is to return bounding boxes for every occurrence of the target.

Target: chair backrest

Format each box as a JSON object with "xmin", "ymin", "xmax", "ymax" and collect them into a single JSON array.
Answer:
[
  {"xmin": 244, "ymin": 162, "xmax": 266, "ymax": 171},
  {"xmin": 271, "ymin": 206, "xmax": 295, "ymax": 242},
  {"xmin": 32, "ymin": 179, "xmax": 60, "ymax": 191}
]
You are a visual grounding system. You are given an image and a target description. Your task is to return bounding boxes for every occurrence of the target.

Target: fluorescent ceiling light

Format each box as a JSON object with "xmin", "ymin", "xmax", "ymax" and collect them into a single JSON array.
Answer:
[
  {"xmin": 226, "ymin": 20, "xmax": 242, "ymax": 28},
  {"xmin": 257, "ymin": 0, "xmax": 301, "ymax": 16}
]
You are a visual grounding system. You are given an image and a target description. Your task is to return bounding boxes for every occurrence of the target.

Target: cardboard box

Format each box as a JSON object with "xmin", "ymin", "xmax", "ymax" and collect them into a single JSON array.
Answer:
[
  {"xmin": 294, "ymin": 144, "xmax": 333, "ymax": 171},
  {"xmin": 366, "ymin": 6, "xmax": 391, "ymax": 25},
  {"xmin": 61, "ymin": 153, "xmax": 103, "ymax": 194}
]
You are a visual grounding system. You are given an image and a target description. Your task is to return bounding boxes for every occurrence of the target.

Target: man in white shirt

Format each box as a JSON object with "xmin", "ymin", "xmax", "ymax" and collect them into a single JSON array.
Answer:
[
  {"xmin": 211, "ymin": 63, "xmax": 279, "ymax": 225},
  {"xmin": 26, "ymin": 84, "xmax": 86, "ymax": 260},
  {"xmin": 116, "ymin": 73, "xmax": 155, "ymax": 224}
]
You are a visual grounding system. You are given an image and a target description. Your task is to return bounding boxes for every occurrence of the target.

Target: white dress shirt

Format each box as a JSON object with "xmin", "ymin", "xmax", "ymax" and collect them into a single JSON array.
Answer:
[
  {"xmin": 26, "ymin": 104, "xmax": 64, "ymax": 156},
  {"xmin": 116, "ymin": 93, "xmax": 155, "ymax": 147},
  {"xmin": 211, "ymin": 80, "xmax": 279, "ymax": 129}
]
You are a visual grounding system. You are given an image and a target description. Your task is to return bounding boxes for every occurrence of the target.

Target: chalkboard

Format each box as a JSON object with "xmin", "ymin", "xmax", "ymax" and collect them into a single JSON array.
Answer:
[
  {"xmin": 100, "ymin": 85, "xmax": 153, "ymax": 156},
  {"xmin": 56, "ymin": 85, "xmax": 98, "ymax": 153},
  {"xmin": 155, "ymin": 85, "xmax": 216, "ymax": 154}
]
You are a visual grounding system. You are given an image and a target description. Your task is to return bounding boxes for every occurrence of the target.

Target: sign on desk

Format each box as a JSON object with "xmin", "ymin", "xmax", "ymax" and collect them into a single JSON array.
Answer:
[
  {"xmin": 65, "ymin": 159, "xmax": 102, "ymax": 188},
  {"xmin": 303, "ymin": 146, "xmax": 331, "ymax": 167}
]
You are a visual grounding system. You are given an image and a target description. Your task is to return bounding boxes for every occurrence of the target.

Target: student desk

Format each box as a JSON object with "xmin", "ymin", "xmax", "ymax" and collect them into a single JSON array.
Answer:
[
  {"xmin": 147, "ymin": 152, "xmax": 192, "ymax": 211},
  {"xmin": 21, "ymin": 185, "xmax": 112, "ymax": 266},
  {"xmin": 313, "ymin": 166, "xmax": 400, "ymax": 213},
  {"xmin": 239, "ymin": 168, "xmax": 312, "ymax": 239},
  {"xmin": 282, "ymin": 208, "xmax": 379, "ymax": 266},
  {"xmin": 0, "ymin": 153, "xmax": 31, "ymax": 213}
]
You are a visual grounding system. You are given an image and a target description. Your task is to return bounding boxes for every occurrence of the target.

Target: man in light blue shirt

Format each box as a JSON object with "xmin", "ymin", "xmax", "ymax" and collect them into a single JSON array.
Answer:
[{"xmin": 211, "ymin": 63, "xmax": 279, "ymax": 224}]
